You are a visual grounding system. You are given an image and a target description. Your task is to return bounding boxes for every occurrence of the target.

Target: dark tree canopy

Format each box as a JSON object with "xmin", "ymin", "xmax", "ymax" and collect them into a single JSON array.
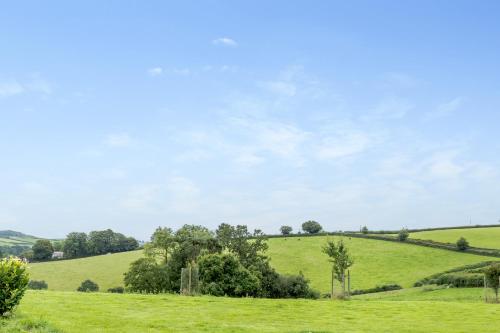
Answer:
[
  {"xmin": 280, "ymin": 225, "xmax": 293, "ymax": 235},
  {"xmin": 301, "ymin": 221, "xmax": 322, "ymax": 234},
  {"xmin": 32, "ymin": 239, "xmax": 54, "ymax": 261},
  {"xmin": 456, "ymin": 237, "xmax": 469, "ymax": 251},
  {"xmin": 63, "ymin": 232, "xmax": 89, "ymax": 258}
]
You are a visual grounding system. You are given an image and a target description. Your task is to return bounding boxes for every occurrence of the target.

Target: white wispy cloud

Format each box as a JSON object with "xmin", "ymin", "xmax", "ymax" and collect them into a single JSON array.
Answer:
[
  {"xmin": 0, "ymin": 75, "xmax": 52, "ymax": 98},
  {"xmin": 148, "ymin": 67, "xmax": 163, "ymax": 76},
  {"xmin": 212, "ymin": 37, "xmax": 238, "ymax": 47},
  {"xmin": 104, "ymin": 133, "xmax": 134, "ymax": 148},
  {"xmin": 0, "ymin": 81, "xmax": 25, "ymax": 97},
  {"xmin": 425, "ymin": 97, "xmax": 463, "ymax": 120}
]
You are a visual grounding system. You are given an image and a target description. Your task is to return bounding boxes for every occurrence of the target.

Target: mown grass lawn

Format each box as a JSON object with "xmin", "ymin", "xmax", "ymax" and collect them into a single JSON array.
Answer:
[
  {"xmin": 410, "ymin": 227, "xmax": 500, "ymax": 249},
  {"xmin": 6, "ymin": 291, "xmax": 500, "ymax": 333},
  {"xmin": 267, "ymin": 236, "xmax": 496, "ymax": 292}
]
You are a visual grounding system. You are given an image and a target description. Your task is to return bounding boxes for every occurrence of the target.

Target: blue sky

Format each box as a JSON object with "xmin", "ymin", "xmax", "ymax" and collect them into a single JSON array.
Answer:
[{"xmin": 1, "ymin": 1, "xmax": 500, "ymax": 239}]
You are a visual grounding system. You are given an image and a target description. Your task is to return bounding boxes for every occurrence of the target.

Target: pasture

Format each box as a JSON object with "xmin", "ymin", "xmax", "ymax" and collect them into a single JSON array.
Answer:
[
  {"xmin": 4, "ymin": 290, "xmax": 499, "ymax": 333},
  {"xmin": 410, "ymin": 227, "xmax": 500, "ymax": 249}
]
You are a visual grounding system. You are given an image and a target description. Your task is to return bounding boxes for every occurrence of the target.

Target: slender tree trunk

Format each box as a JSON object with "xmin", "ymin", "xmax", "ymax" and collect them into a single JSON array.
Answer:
[
  {"xmin": 331, "ymin": 267, "xmax": 334, "ymax": 299},
  {"xmin": 341, "ymin": 271, "xmax": 345, "ymax": 297},
  {"xmin": 347, "ymin": 270, "xmax": 351, "ymax": 297}
]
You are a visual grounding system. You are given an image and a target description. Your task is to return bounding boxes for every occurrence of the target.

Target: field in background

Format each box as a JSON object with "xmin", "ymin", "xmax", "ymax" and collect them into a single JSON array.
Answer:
[
  {"xmin": 28, "ymin": 250, "xmax": 142, "ymax": 291},
  {"xmin": 9, "ymin": 291, "xmax": 500, "ymax": 333},
  {"xmin": 28, "ymin": 236, "xmax": 497, "ymax": 293},
  {"xmin": 267, "ymin": 236, "xmax": 496, "ymax": 292},
  {"xmin": 410, "ymin": 227, "xmax": 500, "ymax": 249}
]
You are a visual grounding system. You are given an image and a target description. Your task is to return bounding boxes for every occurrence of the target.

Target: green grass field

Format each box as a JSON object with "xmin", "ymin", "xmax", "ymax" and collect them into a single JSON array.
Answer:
[
  {"xmin": 353, "ymin": 286, "xmax": 489, "ymax": 302},
  {"xmin": 410, "ymin": 227, "xmax": 500, "ymax": 249},
  {"xmin": 4, "ymin": 290, "xmax": 499, "ymax": 333},
  {"xmin": 28, "ymin": 251, "xmax": 143, "ymax": 291},
  {"xmin": 266, "ymin": 236, "xmax": 496, "ymax": 292},
  {"xmin": 0, "ymin": 236, "xmax": 38, "ymax": 247},
  {"xmin": 29, "ymin": 236, "xmax": 497, "ymax": 293}
]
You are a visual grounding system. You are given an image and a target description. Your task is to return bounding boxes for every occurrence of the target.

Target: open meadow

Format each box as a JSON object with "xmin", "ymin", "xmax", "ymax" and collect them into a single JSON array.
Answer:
[
  {"xmin": 410, "ymin": 227, "xmax": 500, "ymax": 249},
  {"xmin": 2, "ymin": 290, "xmax": 498, "ymax": 333}
]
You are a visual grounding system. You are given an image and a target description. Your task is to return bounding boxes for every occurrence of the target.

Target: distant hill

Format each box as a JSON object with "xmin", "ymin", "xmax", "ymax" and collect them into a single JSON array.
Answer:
[{"xmin": 0, "ymin": 230, "xmax": 36, "ymax": 238}]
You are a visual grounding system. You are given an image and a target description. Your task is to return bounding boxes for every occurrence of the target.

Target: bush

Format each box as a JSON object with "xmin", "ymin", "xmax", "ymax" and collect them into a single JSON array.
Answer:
[
  {"xmin": 198, "ymin": 253, "xmax": 260, "ymax": 297},
  {"xmin": 351, "ymin": 284, "xmax": 402, "ymax": 296},
  {"xmin": 280, "ymin": 225, "xmax": 293, "ymax": 235},
  {"xmin": 397, "ymin": 228, "xmax": 409, "ymax": 241},
  {"xmin": 124, "ymin": 258, "xmax": 169, "ymax": 294},
  {"xmin": 485, "ymin": 263, "xmax": 500, "ymax": 300},
  {"xmin": 107, "ymin": 286, "xmax": 124, "ymax": 293},
  {"xmin": 361, "ymin": 226, "xmax": 369, "ymax": 234},
  {"xmin": 0, "ymin": 257, "xmax": 30, "ymax": 316},
  {"xmin": 27, "ymin": 280, "xmax": 48, "ymax": 290},
  {"xmin": 456, "ymin": 237, "xmax": 469, "ymax": 251},
  {"xmin": 77, "ymin": 279, "xmax": 99, "ymax": 292},
  {"xmin": 301, "ymin": 221, "xmax": 322, "ymax": 234},
  {"xmin": 276, "ymin": 273, "xmax": 319, "ymax": 299}
]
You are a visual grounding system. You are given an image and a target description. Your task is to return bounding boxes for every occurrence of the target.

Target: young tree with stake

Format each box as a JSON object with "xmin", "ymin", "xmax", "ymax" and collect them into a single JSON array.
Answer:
[{"xmin": 322, "ymin": 238, "xmax": 354, "ymax": 299}]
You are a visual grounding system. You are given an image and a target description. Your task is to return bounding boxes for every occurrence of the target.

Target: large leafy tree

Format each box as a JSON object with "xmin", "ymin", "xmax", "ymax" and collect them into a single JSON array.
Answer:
[
  {"xmin": 63, "ymin": 232, "xmax": 88, "ymax": 258},
  {"xmin": 302, "ymin": 220, "xmax": 322, "ymax": 234},
  {"xmin": 32, "ymin": 239, "xmax": 54, "ymax": 261},
  {"xmin": 280, "ymin": 225, "xmax": 293, "ymax": 235},
  {"xmin": 145, "ymin": 227, "xmax": 176, "ymax": 264},
  {"xmin": 322, "ymin": 238, "xmax": 354, "ymax": 298},
  {"xmin": 124, "ymin": 257, "xmax": 169, "ymax": 294}
]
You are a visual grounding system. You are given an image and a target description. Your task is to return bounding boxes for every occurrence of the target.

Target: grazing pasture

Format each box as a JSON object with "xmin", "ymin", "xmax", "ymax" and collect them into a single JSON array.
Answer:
[
  {"xmin": 267, "ymin": 236, "xmax": 495, "ymax": 292},
  {"xmin": 410, "ymin": 227, "xmax": 500, "ymax": 249},
  {"xmin": 7, "ymin": 291, "xmax": 500, "ymax": 333}
]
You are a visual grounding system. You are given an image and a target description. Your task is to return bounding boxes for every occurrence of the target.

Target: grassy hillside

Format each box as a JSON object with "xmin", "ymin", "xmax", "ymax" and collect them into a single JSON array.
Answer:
[
  {"xmin": 410, "ymin": 226, "xmax": 500, "ymax": 249},
  {"xmin": 7, "ymin": 291, "xmax": 500, "ymax": 333},
  {"xmin": 267, "ymin": 236, "xmax": 496, "ymax": 292},
  {"xmin": 29, "ymin": 236, "xmax": 497, "ymax": 293},
  {"xmin": 0, "ymin": 230, "xmax": 38, "ymax": 247},
  {"xmin": 28, "ymin": 251, "xmax": 143, "ymax": 291}
]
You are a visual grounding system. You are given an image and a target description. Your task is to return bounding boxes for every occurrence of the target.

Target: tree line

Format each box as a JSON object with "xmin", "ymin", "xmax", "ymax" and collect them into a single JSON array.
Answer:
[{"xmin": 22, "ymin": 229, "xmax": 139, "ymax": 261}]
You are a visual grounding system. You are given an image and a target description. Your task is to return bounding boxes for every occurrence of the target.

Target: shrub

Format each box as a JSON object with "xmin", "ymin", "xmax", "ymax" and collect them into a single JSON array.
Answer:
[
  {"xmin": 0, "ymin": 257, "xmax": 30, "ymax": 316},
  {"xmin": 301, "ymin": 221, "xmax": 322, "ymax": 234},
  {"xmin": 351, "ymin": 284, "xmax": 402, "ymax": 295},
  {"xmin": 456, "ymin": 237, "xmax": 469, "ymax": 251},
  {"xmin": 397, "ymin": 228, "xmax": 409, "ymax": 241},
  {"xmin": 77, "ymin": 279, "xmax": 99, "ymax": 292},
  {"xmin": 361, "ymin": 226, "xmax": 369, "ymax": 234},
  {"xmin": 280, "ymin": 225, "xmax": 293, "ymax": 235},
  {"xmin": 485, "ymin": 263, "xmax": 500, "ymax": 301},
  {"xmin": 27, "ymin": 280, "xmax": 48, "ymax": 290},
  {"xmin": 124, "ymin": 258, "xmax": 170, "ymax": 294},
  {"xmin": 276, "ymin": 273, "xmax": 319, "ymax": 299},
  {"xmin": 107, "ymin": 286, "xmax": 124, "ymax": 293}
]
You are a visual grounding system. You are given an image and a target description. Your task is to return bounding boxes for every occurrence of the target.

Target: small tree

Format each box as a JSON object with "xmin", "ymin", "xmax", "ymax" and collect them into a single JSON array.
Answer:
[
  {"xmin": 77, "ymin": 279, "xmax": 99, "ymax": 292},
  {"xmin": 280, "ymin": 226, "xmax": 293, "ymax": 235},
  {"xmin": 144, "ymin": 227, "xmax": 176, "ymax": 264},
  {"xmin": 485, "ymin": 264, "xmax": 500, "ymax": 302},
  {"xmin": 0, "ymin": 257, "xmax": 30, "ymax": 316},
  {"xmin": 456, "ymin": 237, "xmax": 469, "ymax": 251},
  {"xmin": 361, "ymin": 226, "xmax": 369, "ymax": 234},
  {"xmin": 397, "ymin": 228, "xmax": 409, "ymax": 242},
  {"xmin": 322, "ymin": 239, "xmax": 354, "ymax": 298},
  {"xmin": 32, "ymin": 239, "xmax": 54, "ymax": 261},
  {"xmin": 302, "ymin": 221, "xmax": 322, "ymax": 234}
]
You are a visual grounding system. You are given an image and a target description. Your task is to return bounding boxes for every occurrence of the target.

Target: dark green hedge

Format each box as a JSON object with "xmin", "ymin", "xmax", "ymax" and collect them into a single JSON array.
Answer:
[{"xmin": 351, "ymin": 284, "xmax": 402, "ymax": 295}]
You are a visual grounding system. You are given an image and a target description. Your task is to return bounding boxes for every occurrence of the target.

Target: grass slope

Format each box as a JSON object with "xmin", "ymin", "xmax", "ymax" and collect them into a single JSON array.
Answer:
[
  {"xmin": 267, "ymin": 236, "xmax": 496, "ymax": 292},
  {"xmin": 411, "ymin": 226, "xmax": 500, "ymax": 249},
  {"xmin": 28, "ymin": 251, "xmax": 143, "ymax": 291},
  {"xmin": 353, "ymin": 286, "xmax": 487, "ymax": 302},
  {"xmin": 10, "ymin": 291, "xmax": 500, "ymax": 333}
]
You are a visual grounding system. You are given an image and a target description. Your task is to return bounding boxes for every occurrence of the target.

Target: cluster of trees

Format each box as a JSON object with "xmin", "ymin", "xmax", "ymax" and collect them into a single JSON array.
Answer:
[
  {"xmin": 63, "ymin": 229, "xmax": 139, "ymax": 259},
  {"xmin": 21, "ymin": 229, "xmax": 139, "ymax": 261},
  {"xmin": 279, "ymin": 220, "xmax": 323, "ymax": 235},
  {"xmin": 124, "ymin": 224, "xmax": 319, "ymax": 299}
]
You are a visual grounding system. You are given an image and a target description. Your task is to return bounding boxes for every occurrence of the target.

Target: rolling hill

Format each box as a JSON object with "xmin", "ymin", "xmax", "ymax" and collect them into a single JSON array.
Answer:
[
  {"xmin": 410, "ymin": 226, "xmax": 500, "ymax": 249},
  {"xmin": 0, "ymin": 230, "xmax": 39, "ymax": 247},
  {"xmin": 28, "ymin": 235, "xmax": 497, "ymax": 293}
]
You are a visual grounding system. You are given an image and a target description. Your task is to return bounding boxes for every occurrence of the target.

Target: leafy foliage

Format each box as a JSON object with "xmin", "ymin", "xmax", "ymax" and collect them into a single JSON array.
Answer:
[
  {"xmin": 397, "ymin": 228, "xmax": 409, "ymax": 242},
  {"xmin": 351, "ymin": 284, "xmax": 402, "ymax": 296},
  {"xmin": 280, "ymin": 226, "xmax": 293, "ymax": 235},
  {"xmin": 0, "ymin": 257, "xmax": 30, "ymax": 316},
  {"xmin": 107, "ymin": 286, "xmax": 124, "ymax": 293},
  {"xmin": 323, "ymin": 238, "xmax": 354, "ymax": 296},
  {"xmin": 63, "ymin": 232, "xmax": 88, "ymax": 258},
  {"xmin": 32, "ymin": 240, "xmax": 54, "ymax": 261},
  {"xmin": 28, "ymin": 280, "xmax": 48, "ymax": 290},
  {"xmin": 301, "ymin": 221, "xmax": 322, "ymax": 234},
  {"xmin": 361, "ymin": 226, "xmax": 369, "ymax": 234},
  {"xmin": 485, "ymin": 263, "xmax": 500, "ymax": 300},
  {"xmin": 456, "ymin": 237, "xmax": 469, "ymax": 251},
  {"xmin": 124, "ymin": 258, "xmax": 169, "ymax": 294},
  {"xmin": 63, "ymin": 230, "xmax": 138, "ymax": 259},
  {"xmin": 77, "ymin": 279, "xmax": 99, "ymax": 292}
]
